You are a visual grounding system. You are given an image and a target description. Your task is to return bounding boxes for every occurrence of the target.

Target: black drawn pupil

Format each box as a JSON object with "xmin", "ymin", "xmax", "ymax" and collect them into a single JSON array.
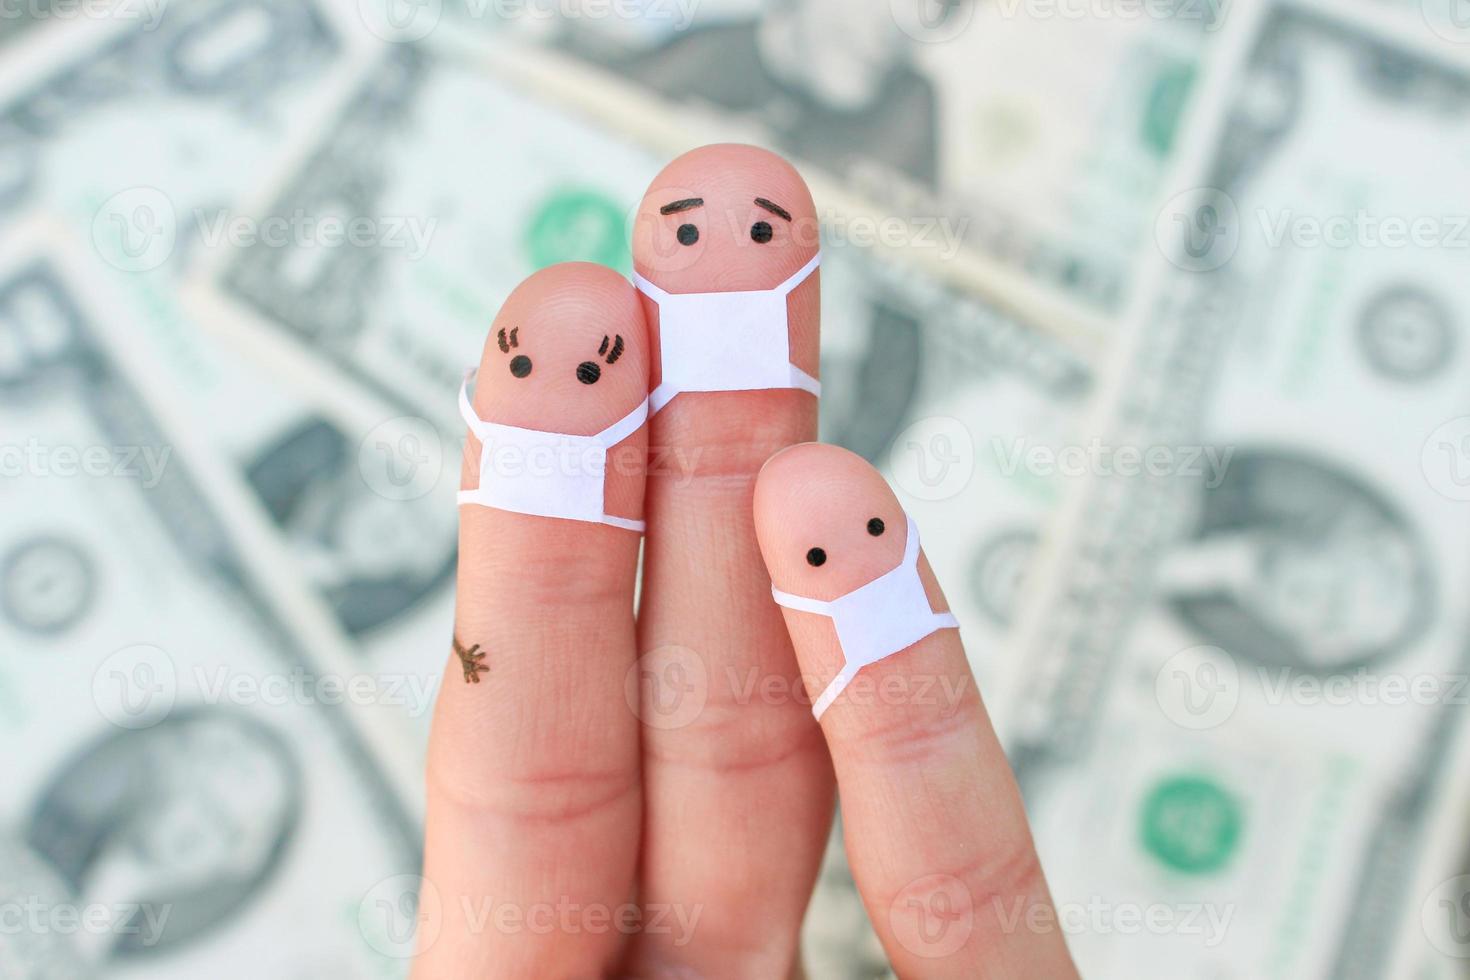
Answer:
[
  {"xmin": 677, "ymin": 223, "xmax": 699, "ymax": 246},
  {"xmin": 751, "ymin": 221, "xmax": 773, "ymax": 244},
  {"xmin": 510, "ymin": 355, "xmax": 532, "ymax": 378},
  {"xmin": 806, "ymin": 547, "xmax": 827, "ymax": 567},
  {"xmin": 577, "ymin": 361, "xmax": 602, "ymax": 385},
  {"xmin": 867, "ymin": 517, "xmax": 885, "ymax": 536}
]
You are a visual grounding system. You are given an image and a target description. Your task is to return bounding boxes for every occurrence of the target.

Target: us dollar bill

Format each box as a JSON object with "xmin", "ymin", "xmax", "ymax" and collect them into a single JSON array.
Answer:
[
  {"xmin": 1004, "ymin": 5, "xmax": 1470, "ymax": 976},
  {"xmin": 0, "ymin": 0, "xmax": 455, "ymax": 744},
  {"xmin": 396, "ymin": 0, "xmax": 1225, "ymax": 335},
  {"xmin": 0, "ymin": 0, "xmax": 373, "ymax": 227},
  {"xmin": 188, "ymin": 41, "xmax": 657, "ymax": 430},
  {"xmin": 79, "ymin": 221, "xmax": 455, "ymax": 745},
  {"xmin": 0, "ymin": 233, "xmax": 425, "ymax": 978}
]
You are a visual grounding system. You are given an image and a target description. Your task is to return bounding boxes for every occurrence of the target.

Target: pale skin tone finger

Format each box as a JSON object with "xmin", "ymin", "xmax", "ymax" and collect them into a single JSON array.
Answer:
[
  {"xmin": 625, "ymin": 144, "xmax": 834, "ymax": 976},
  {"xmin": 754, "ymin": 443, "xmax": 1080, "ymax": 979},
  {"xmin": 415, "ymin": 263, "xmax": 648, "ymax": 978}
]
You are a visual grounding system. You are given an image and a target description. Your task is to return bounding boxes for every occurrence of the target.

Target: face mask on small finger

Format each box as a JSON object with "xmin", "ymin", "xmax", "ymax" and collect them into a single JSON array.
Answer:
[{"xmin": 771, "ymin": 514, "xmax": 959, "ymax": 718}]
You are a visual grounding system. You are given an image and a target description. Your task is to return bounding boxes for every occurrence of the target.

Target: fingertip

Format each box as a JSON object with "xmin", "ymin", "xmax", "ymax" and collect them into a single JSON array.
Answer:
[
  {"xmin": 754, "ymin": 443, "xmax": 907, "ymax": 600},
  {"xmin": 632, "ymin": 143, "xmax": 820, "ymax": 292},
  {"xmin": 474, "ymin": 262, "xmax": 649, "ymax": 435}
]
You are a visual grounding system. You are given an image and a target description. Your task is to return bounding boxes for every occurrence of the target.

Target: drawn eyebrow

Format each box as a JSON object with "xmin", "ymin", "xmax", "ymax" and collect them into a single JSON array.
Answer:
[
  {"xmin": 660, "ymin": 198, "xmax": 704, "ymax": 215},
  {"xmin": 754, "ymin": 198, "xmax": 791, "ymax": 222},
  {"xmin": 497, "ymin": 327, "xmax": 520, "ymax": 353}
]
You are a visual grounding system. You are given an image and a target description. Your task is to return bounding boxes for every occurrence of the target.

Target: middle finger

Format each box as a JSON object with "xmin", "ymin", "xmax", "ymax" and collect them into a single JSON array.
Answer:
[{"xmin": 625, "ymin": 144, "xmax": 834, "ymax": 977}]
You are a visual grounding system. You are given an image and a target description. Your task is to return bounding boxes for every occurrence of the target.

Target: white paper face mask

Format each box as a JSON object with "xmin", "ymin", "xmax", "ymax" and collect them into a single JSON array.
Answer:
[
  {"xmin": 632, "ymin": 252, "xmax": 821, "ymax": 412},
  {"xmin": 457, "ymin": 369, "xmax": 648, "ymax": 532},
  {"xmin": 771, "ymin": 515, "xmax": 959, "ymax": 718}
]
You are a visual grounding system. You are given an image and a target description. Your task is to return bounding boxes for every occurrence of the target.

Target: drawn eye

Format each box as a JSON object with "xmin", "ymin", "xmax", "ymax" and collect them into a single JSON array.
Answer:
[
  {"xmin": 509, "ymin": 355, "xmax": 532, "ymax": 378},
  {"xmin": 751, "ymin": 221, "xmax": 773, "ymax": 244},
  {"xmin": 577, "ymin": 361, "xmax": 601, "ymax": 385},
  {"xmin": 806, "ymin": 547, "xmax": 827, "ymax": 567},
  {"xmin": 867, "ymin": 517, "xmax": 885, "ymax": 536},
  {"xmin": 677, "ymin": 223, "xmax": 699, "ymax": 246}
]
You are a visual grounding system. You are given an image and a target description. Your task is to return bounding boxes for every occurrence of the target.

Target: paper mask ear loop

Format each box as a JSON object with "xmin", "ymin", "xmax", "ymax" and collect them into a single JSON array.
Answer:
[
  {"xmin": 765, "ymin": 588, "xmax": 847, "ymax": 714},
  {"xmin": 629, "ymin": 273, "xmax": 679, "ymax": 413},
  {"xmin": 773, "ymin": 252, "xmax": 822, "ymax": 398},
  {"xmin": 457, "ymin": 369, "xmax": 491, "ymax": 506},
  {"xmin": 590, "ymin": 395, "xmax": 650, "ymax": 533},
  {"xmin": 458, "ymin": 369, "xmax": 489, "ymax": 438}
]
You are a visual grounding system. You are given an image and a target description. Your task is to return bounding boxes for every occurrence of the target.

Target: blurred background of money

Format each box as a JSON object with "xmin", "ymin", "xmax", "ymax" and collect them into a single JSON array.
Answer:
[{"xmin": 1, "ymin": 0, "xmax": 1466, "ymax": 976}]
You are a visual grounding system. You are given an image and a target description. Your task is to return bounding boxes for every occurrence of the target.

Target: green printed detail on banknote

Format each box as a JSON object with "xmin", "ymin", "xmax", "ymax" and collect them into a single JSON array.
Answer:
[{"xmin": 1007, "ymin": 8, "xmax": 1470, "ymax": 977}]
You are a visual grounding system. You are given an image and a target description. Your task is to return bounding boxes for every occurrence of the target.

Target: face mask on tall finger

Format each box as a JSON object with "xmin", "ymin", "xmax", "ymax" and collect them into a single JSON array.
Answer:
[{"xmin": 633, "ymin": 251, "xmax": 821, "ymax": 413}]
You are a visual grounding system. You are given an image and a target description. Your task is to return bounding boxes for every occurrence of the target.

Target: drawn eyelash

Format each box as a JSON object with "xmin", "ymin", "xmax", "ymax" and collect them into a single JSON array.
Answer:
[
  {"xmin": 595, "ymin": 335, "xmax": 625, "ymax": 364},
  {"xmin": 497, "ymin": 328, "xmax": 509, "ymax": 353},
  {"xmin": 497, "ymin": 327, "xmax": 521, "ymax": 353}
]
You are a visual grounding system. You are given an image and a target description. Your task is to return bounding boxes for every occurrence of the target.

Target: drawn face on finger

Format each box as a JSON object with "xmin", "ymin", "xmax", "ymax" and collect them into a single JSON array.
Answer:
[
  {"xmin": 475, "ymin": 263, "xmax": 648, "ymax": 435},
  {"xmin": 755, "ymin": 444, "xmax": 909, "ymax": 600},
  {"xmin": 494, "ymin": 324, "xmax": 626, "ymax": 387},
  {"xmin": 632, "ymin": 144, "xmax": 820, "ymax": 288}
]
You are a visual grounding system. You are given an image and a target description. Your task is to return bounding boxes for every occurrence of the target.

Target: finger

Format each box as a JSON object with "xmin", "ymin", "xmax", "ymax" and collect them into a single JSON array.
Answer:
[
  {"xmin": 415, "ymin": 263, "xmax": 648, "ymax": 978},
  {"xmin": 754, "ymin": 444, "xmax": 1079, "ymax": 979},
  {"xmin": 624, "ymin": 144, "xmax": 834, "ymax": 975}
]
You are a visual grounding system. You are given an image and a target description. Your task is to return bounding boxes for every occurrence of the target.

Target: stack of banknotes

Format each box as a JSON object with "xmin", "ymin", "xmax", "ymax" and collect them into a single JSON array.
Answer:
[{"xmin": 2, "ymin": 0, "xmax": 1466, "ymax": 976}]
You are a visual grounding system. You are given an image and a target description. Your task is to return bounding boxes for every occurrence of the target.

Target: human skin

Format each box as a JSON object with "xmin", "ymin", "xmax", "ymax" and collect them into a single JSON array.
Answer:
[{"xmin": 415, "ymin": 148, "xmax": 1079, "ymax": 980}]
